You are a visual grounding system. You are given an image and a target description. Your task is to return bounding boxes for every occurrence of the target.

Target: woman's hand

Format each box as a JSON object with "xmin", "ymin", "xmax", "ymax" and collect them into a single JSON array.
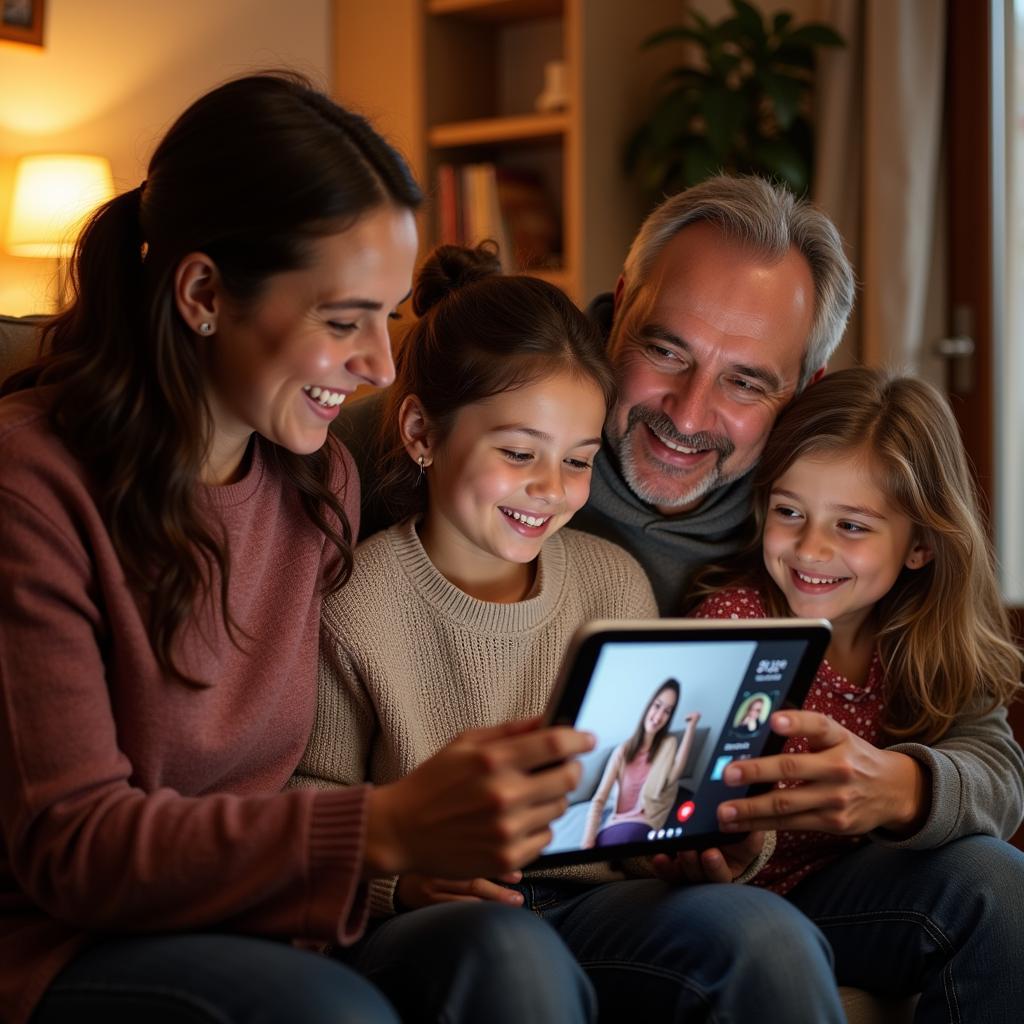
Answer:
[
  {"xmin": 364, "ymin": 717, "xmax": 595, "ymax": 880},
  {"xmin": 396, "ymin": 871, "xmax": 524, "ymax": 910},
  {"xmin": 651, "ymin": 831, "xmax": 765, "ymax": 884},
  {"xmin": 717, "ymin": 711, "xmax": 929, "ymax": 836}
]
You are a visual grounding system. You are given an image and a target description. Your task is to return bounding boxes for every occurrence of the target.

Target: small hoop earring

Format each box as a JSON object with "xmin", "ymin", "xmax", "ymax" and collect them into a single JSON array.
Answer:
[{"xmin": 198, "ymin": 321, "xmax": 214, "ymax": 336}]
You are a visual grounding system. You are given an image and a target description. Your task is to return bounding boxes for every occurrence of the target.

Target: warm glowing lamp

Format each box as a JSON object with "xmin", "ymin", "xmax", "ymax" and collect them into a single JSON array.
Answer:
[{"xmin": 5, "ymin": 154, "xmax": 115, "ymax": 258}]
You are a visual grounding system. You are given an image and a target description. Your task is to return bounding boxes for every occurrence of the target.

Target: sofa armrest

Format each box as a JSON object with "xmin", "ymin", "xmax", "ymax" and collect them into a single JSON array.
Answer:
[{"xmin": 0, "ymin": 313, "xmax": 47, "ymax": 386}]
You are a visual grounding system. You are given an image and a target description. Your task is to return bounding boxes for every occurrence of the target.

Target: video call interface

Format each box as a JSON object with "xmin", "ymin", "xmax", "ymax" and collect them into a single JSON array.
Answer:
[{"xmin": 542, "ymin": 637, "xmax": 812, "ymax": 856}]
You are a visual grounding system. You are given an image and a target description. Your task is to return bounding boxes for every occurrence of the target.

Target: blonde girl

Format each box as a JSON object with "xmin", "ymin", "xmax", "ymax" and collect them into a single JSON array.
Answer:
[{"xmin": 689, "ymin": 366, "xmax": 1024, "ymax": 1019}]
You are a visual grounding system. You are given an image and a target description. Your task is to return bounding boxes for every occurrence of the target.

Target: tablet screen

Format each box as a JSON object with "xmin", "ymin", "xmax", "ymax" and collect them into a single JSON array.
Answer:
[{"xmin": 532, "ymin": 619, "xmax": 830, "ymax": 867}]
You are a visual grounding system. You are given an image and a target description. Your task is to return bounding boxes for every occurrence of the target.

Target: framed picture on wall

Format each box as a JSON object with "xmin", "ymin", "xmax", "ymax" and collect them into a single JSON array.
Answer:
[{"xmin": 0, "ymin": 0, "xmax": 45, "ymax": 47}]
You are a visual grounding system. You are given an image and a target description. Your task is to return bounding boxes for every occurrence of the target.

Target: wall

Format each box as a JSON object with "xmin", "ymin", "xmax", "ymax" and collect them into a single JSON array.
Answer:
[{"xmin": 0, "ymin": 0, "xmax": 331, "ymax": 315}]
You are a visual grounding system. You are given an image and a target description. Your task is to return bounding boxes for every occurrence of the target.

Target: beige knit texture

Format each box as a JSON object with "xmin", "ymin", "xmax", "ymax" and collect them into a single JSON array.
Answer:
[{"xmin": 295, "ymin": 520, "xmax": 659, "ymax": 913}]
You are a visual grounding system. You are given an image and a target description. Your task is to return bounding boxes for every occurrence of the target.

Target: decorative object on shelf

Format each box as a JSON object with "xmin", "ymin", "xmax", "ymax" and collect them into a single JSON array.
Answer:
[
  {"xmin": 625, "ymin": 0, "xmax": 844, "ymax": 198},
  {"xmin": 0, "ymin": 0, "xmax": 45, "ymax": 47},
  {"xmin": 535, "ymin": 59, "xmax": 569, "ymax": 113},
  {"xmin": 4, "ymin": 153, "xmax": 115, "ymax": 308}
]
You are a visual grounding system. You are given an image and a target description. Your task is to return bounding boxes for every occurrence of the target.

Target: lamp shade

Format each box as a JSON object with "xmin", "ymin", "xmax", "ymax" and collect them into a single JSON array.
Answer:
[{"xmin": 5, "ymin": 154, "xmax": 115, "ymax": 258}]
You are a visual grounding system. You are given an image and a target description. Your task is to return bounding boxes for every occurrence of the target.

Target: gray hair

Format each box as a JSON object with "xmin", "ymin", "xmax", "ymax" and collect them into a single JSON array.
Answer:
[{"xmin": 618, "ymin": 175, "xmax": 855, "ymax": 389}]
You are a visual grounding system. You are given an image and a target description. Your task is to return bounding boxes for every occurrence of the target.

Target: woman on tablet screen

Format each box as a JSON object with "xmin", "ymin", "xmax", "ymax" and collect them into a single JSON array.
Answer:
[{"xmin": 581, "ymin": 679, "xmax": 701, "ymax": 847}]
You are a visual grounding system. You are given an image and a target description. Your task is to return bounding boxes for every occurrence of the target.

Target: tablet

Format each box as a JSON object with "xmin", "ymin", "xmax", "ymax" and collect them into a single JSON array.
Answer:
[{"xmin": 530, "ymin": 617, "xmax": 831, "ymax": 868}]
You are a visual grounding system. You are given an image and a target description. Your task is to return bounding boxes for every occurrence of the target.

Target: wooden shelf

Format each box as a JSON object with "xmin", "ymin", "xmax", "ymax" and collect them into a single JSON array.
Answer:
[
  {"xmin": 427, "ymin": 0, "xmax": 562, "ymax": 21},
  {"xmin": 428, "ymin": 111, "xmax": 568, "ymax": 148}
]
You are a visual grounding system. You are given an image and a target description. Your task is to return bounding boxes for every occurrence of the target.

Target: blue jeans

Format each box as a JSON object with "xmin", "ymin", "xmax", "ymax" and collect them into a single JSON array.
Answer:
[
  {"xmin": 32, "ymin": 903, "xmax": 596, "ymax": 1024},
  {"xmin": 32, "ymin": 933, "xmax": 399, "ymax": 1024},
  {"xmin": 348, "ymin": 900, "xmax": 596, "ymax": 1023},
  {"xmin": 514, "ymin": 875, "xmax": 846, "ymax": 1022},
  {"xmin": 786, "ymin": 835, "xmax": 1024, "ymax": 1022}
]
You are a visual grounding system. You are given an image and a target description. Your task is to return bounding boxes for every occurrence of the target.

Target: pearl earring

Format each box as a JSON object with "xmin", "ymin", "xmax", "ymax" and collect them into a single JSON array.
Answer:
[{"xmin": 199, "ymin": 322, "xmax": 214, "ymax": 336}]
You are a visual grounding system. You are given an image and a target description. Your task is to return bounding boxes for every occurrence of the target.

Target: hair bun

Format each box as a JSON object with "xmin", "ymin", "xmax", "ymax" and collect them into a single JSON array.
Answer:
[{"xmin": 412, "ymin": 242, "xmax": 502, "ymax": 316}]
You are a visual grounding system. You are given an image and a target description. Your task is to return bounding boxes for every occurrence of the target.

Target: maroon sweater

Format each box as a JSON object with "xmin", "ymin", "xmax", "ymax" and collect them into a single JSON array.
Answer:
[{"xmin": 0, "ymin": 390, "xmax": 370, "ymax": 1024}]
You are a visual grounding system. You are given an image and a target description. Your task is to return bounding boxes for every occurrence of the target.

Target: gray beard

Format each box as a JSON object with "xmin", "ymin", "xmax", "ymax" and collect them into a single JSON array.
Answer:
[{"xmin": 610, "ymin": 406, "xmax": 736, "ymax": 512}]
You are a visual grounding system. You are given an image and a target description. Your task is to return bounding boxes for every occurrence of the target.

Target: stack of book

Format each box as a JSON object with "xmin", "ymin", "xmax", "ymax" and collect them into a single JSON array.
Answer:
[{"xmin": 436, "ymin": 163, "xmax": 561, "ymax": 273}]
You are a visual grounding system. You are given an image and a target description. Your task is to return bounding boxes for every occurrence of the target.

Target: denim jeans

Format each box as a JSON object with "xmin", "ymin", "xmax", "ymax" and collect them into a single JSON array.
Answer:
[
  {"xmin": 514, "ymin": 875, "xmax": 846, "ymax": 1023},
  {"xmin": 786, "ymin": 834, "xmax": 1024, "ymax": 1023},
  {"xmin": 32, "ymin": 933, "xmax": 399, "ymax": 1024},
  {"xmin": 348, "ymin": 900, "xmax": 596, "ymax": 1024},
  {"xmin": 32, "ymin": 902, "xmax": 596, "ymax": 1024}
]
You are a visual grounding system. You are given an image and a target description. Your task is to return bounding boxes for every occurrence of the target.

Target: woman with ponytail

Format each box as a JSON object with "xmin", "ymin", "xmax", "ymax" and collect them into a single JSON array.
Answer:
[{"xmin": 0, "ymin": 74, "xmax": 595, "ymax": 1024}]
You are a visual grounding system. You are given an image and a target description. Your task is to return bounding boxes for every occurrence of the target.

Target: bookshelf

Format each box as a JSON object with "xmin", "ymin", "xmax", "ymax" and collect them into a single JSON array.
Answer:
[
  {"xmin": 333, "ymin": 0, "xmax": 679, "ymax": 304},
  {"xmin": 427, "ymin": 112, "xmax": 568, "ymax": 148}
]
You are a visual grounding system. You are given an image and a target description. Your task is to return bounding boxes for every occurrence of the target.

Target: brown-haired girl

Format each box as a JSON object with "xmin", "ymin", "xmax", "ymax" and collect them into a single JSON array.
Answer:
[
  {"xmin": 296, "ymin": 240, "xmax": 657, "ymax": 900},
  {"xmin": 0, "ymin": 76, "xmax": 596, "ymax": 1024},
  {"xmin": 688, "ymin": 366, "xmax": 1024, "ymax": 1017}
]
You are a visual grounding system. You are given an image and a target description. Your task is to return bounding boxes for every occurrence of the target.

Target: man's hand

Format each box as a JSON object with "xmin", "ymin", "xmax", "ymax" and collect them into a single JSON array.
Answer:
[
  {"xmin": 716, "ymin": 711, "xmax": 928, "ymax": 836},
  {"xmin": 651, "ymin": 831, "xmax": 766, "ymax": 884},
  {"xmin": 364, "ymin": 718, "xmax": 595, "ymax": 880}
]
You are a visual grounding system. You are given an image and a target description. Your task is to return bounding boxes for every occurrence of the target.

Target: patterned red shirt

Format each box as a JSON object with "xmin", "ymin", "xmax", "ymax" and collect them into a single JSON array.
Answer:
[{"xmin": 693, "ymin": 587, "xmax": 886, "ymax": 894}]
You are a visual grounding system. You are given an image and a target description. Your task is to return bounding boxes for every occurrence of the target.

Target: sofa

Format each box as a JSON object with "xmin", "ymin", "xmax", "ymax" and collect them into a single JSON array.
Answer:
[{"xmin": 0, "ymin": 313, "xmax": 915, "ymax": 1023}]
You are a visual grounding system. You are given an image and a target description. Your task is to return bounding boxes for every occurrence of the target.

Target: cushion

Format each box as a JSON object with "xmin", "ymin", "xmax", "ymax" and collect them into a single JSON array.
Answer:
[{"xmin": 0, "ymin": 313, "xmax": 46, "ymax": 385}]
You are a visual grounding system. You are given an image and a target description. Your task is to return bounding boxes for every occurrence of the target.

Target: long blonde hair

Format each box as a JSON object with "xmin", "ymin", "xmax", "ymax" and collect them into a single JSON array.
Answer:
[{"xmin": 690, "ymin": 367, "xmax": 1022, "ymax": 743}]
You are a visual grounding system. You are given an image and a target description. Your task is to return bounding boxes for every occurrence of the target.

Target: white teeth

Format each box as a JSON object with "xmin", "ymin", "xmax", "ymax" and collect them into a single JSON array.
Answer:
[
  {"xmin": 501, "ymin": 508, "xmax": 550, "ymax": 528},
  {"xmin": 656, "ymin": 432, "xmax": 703, "ymax": 454},
  {"xmin": 303, "ymin": 385, "xmax": 346, "ymax": 408},
  {"xmin": 796, "ymin": 570, "xmax": 844, "ymax": 585}
]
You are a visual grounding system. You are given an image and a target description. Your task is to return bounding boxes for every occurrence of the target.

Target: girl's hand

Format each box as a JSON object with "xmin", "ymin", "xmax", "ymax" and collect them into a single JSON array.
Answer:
[
  {"xmin": 364, "ymin": 718, "xmax": 595, "ymax": 879},
  {"xmin": 396, "ymin": 871, "xmax": 524, "ymax": 910},
  {"xmin": 651, "ymin": 831, "xmax": 765, "ymax": 884},
  {"xmin": 717, "ymin": 711, "xmax": 928, "ymax": 836}
]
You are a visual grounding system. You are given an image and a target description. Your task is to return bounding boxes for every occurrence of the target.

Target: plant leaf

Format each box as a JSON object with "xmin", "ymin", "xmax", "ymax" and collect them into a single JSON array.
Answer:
[
  {"xmin": 657, "ymin": 67, "xmax": 713, "ymax": 91},
  {"xmin": 772, "ymin": 11, "xmax": 794, "ymax": 36},
  {"xmin": 750, "ymin": 139, "xmax": 808, "ymax": 193},
  {"xmin": 690, "ymin": 9, "xmax": 713, "ymax": 33},
  {"xmin": 682, "ymin": 139, "xmax": 722, "ymax": 188},
  {"xmin": 641, "ymin": 24, "xmax": 709, "ymax": 50},
  {"xmin": 647, "ymin": 88, "xmax": 699, "ymax": 152},
  {"xmin": 706, "ymin": 48, "xmax": 743, "ymax": 79},
  {"xmin": 762, "ymin": 72, "xmax": 804, "ymax": 130},
  {"xmin": 701, "ymin": 86, "xmax": 746, "ymax": 162},
  {"xmin": 784, "ymin": 23, "xmax": 846, "ymax": 48},
  {"xmin": 772, "ymin": 43, "xmax": 815, "ymax": 69},
  {"xmin": 624, "ymin": 122, "xmax": 652, "ymax": 174},
  {"xmin": 731, "ymin": 0, "xmax": 766, "ymax": 41}
]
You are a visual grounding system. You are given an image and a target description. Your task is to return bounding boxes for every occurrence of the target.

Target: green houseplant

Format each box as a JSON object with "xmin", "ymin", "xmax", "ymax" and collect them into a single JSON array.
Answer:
[{"xmin": 625, "ymin": 0, "xmax": 844, "ymax": 198}]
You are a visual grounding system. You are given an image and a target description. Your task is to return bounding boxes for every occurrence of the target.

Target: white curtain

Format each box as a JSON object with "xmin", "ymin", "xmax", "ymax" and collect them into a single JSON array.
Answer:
[{"xmin": 813, "ymin": 0, "xmax": 948, "ymax": 384}]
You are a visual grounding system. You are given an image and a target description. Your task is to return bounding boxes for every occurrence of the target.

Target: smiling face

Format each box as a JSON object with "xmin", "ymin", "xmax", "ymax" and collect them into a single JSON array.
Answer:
[
  {"xmin": 415, "ymin": 369, "xmax": 606, "ymax": 595},
  {"xmin": 198, "ymin": 204, "xmax": 418, "ymax": 482},
  {"xmin": 762, "ymin": 448, "xmax": 931, "ymax": 643},
  {"xmin": 607, "ymin": 222, "xmax": 815, "ymax": 514},
  {"xmin": 644, "ymin": 687, "xmax": 678, "ymax": 736}
]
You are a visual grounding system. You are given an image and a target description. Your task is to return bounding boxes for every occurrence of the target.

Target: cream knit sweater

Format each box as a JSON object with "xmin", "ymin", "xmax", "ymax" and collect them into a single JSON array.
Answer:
[{"xmin": 295, "ymin": 518, "xmax": 659, "ymax": 914}]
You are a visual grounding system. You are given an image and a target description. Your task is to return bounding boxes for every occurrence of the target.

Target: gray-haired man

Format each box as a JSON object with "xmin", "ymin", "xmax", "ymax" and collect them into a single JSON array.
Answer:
[{"xmin": 575, "ymin": 174, "xmax": 854, "ymax": 612}]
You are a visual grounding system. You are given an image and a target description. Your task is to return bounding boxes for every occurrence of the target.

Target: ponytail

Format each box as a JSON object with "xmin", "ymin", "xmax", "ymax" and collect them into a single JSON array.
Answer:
[{"xmin": 3, "ymin": 73, "xmax": 422, "ymax": 686}]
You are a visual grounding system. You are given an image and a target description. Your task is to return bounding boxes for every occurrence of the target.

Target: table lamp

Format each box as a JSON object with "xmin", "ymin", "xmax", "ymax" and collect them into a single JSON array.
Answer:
[{"xmin": 4, "ymin": 153, "xmax": 115, "ymax": 308}]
